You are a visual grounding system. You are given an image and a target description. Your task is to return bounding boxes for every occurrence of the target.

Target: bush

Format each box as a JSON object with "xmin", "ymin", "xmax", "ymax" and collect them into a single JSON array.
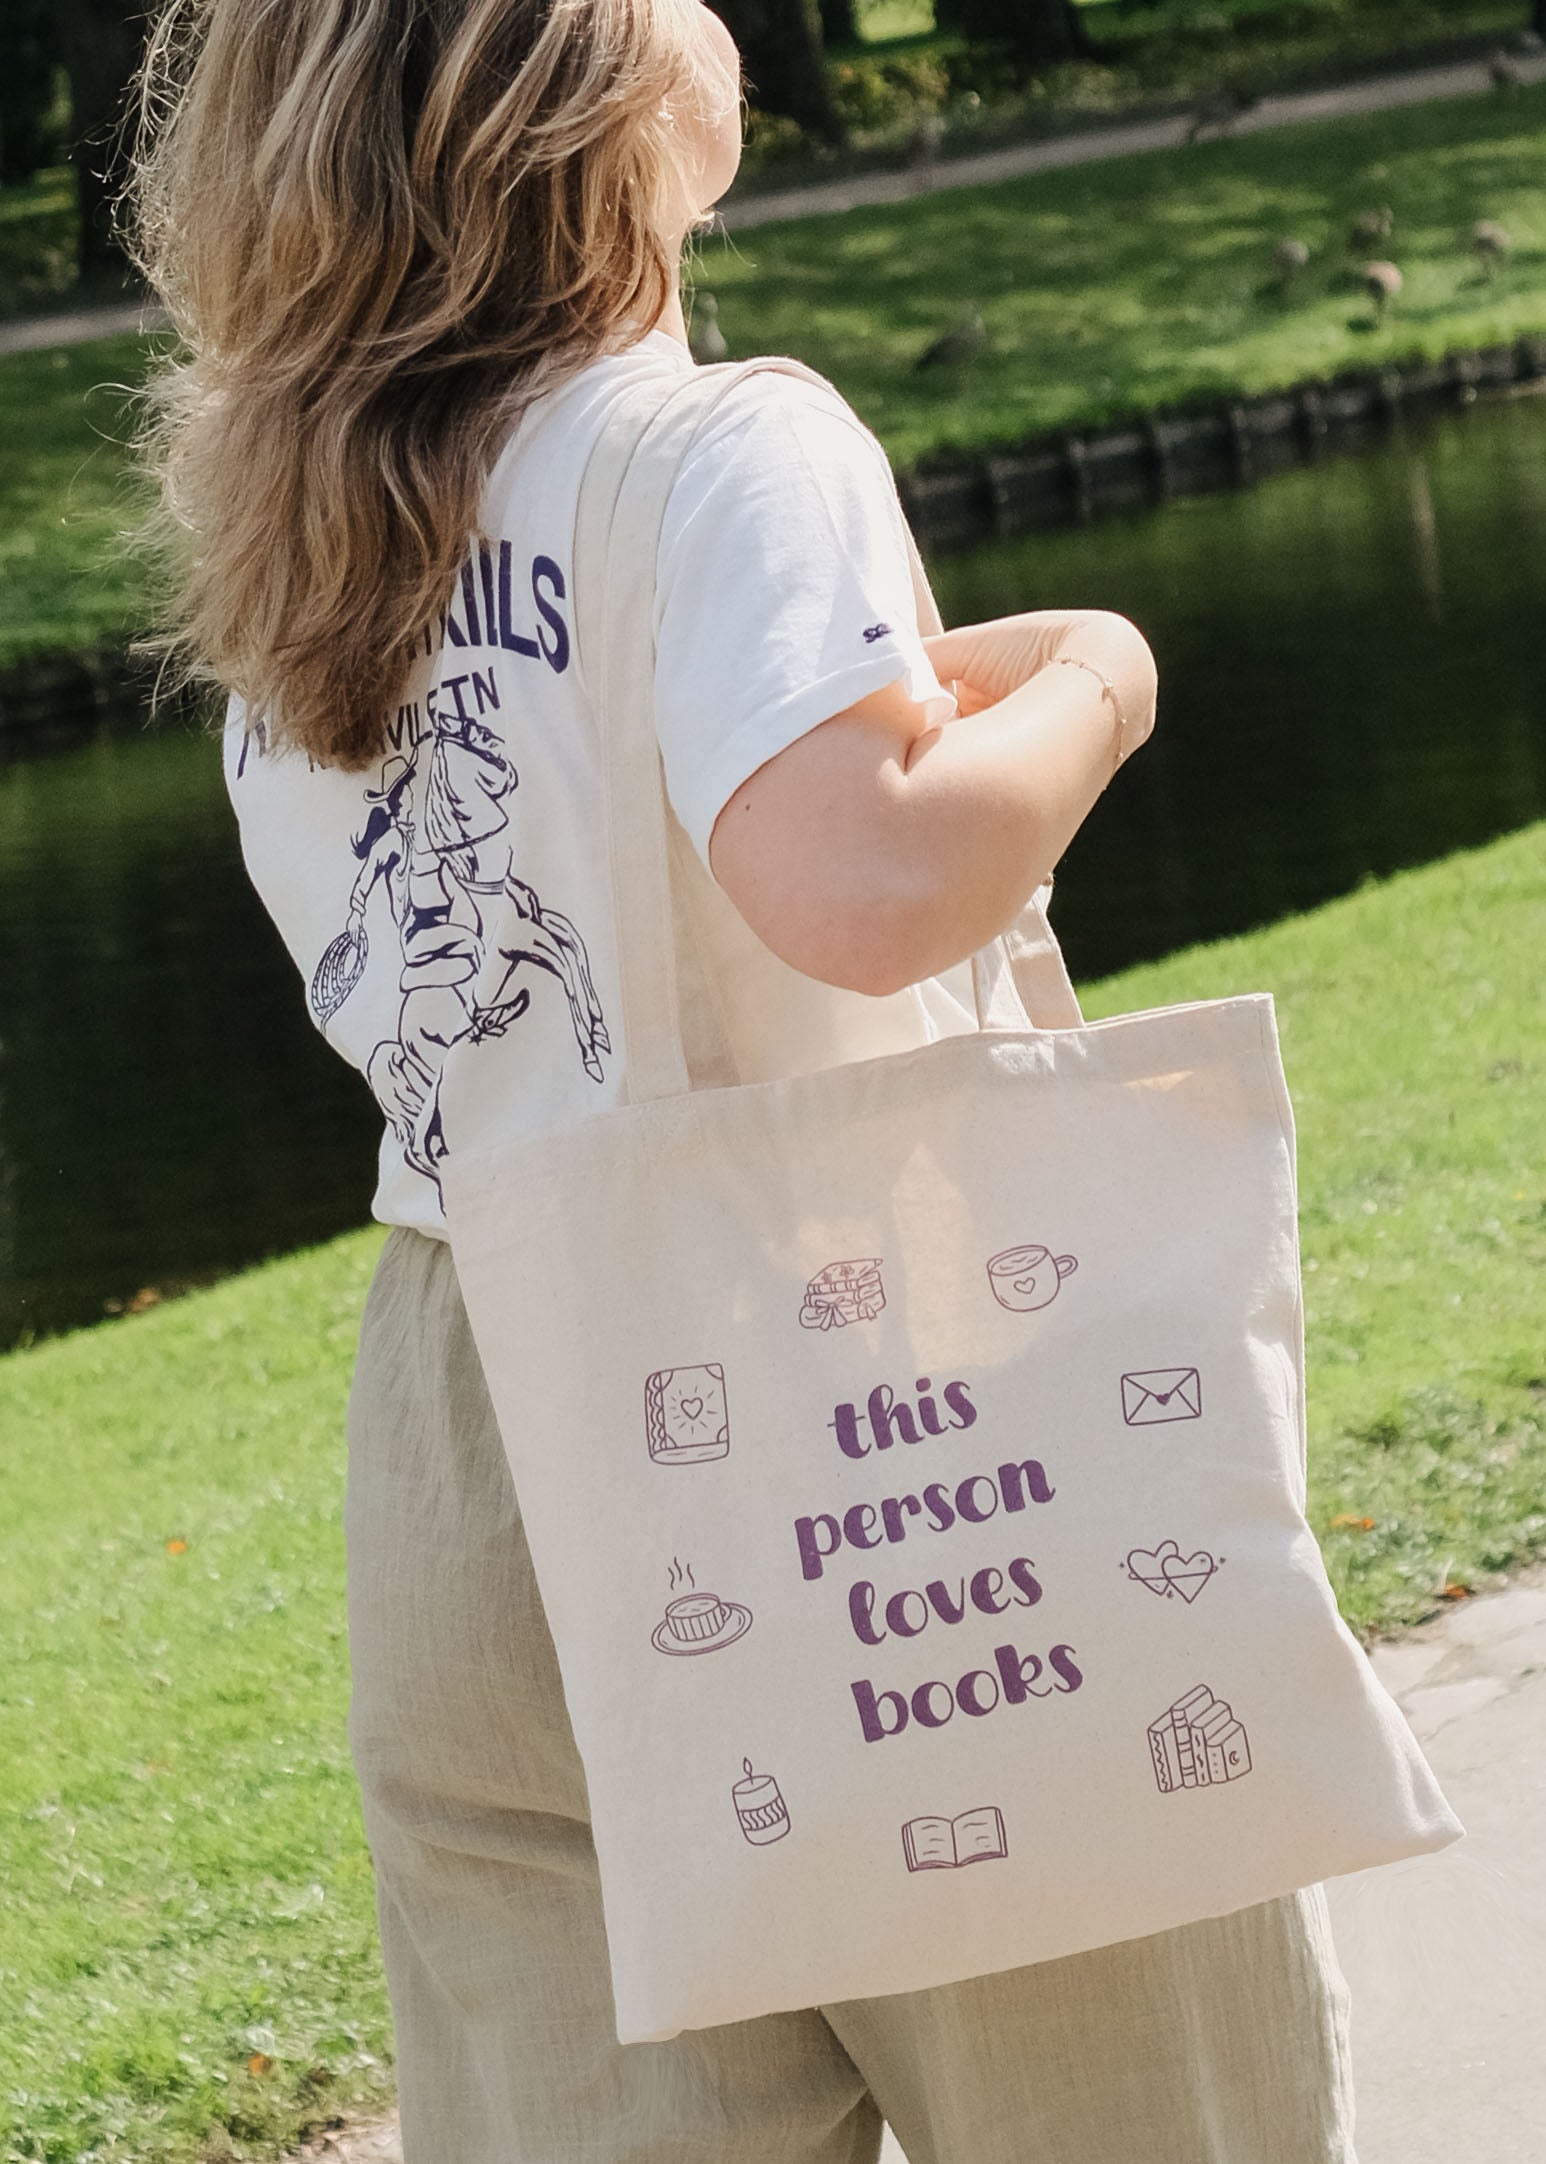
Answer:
[
  {"xmin": 0, "ymin": 24, "xmax": 66, "ymax": 187},
  {"xmin": 830, "ymin": 48, "xmax": 954, "ymax": 128},
  {"xmin": 934, "ymin": 0, "xmax": 1090, "ymax": 60}
]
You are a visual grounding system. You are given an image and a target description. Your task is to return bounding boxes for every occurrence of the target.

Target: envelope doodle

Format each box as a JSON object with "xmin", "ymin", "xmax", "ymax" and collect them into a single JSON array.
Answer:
[{"xmin": 1121, "ymin": 1367, "xmax": 1203, "ymax": 1426}]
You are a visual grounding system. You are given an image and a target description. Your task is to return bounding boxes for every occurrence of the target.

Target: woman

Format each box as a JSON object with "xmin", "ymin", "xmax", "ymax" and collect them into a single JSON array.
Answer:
[{"xmin": 127, "ymin": 3, "xmax": 1356, "ymax": 2157}]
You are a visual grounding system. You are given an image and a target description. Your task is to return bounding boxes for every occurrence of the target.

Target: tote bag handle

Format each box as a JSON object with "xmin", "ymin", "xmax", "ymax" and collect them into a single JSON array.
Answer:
[
  {"xmin": 572, "ymin": 356, "xmax": 1069, "ymax": 1108},
  {"xmin": 894, "ymin": 515, "xmax": 1085, "ymax": 1038}
]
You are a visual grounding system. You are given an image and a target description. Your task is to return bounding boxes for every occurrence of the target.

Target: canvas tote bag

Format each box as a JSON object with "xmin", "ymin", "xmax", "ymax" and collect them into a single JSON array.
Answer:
[{"xmin": 441, "ymin": 356, "xmax": 1464, "ymax": 2046}]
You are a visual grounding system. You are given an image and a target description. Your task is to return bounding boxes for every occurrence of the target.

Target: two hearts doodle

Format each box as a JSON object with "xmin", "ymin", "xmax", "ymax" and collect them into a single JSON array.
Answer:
[{"xmin": 1125, "ymin": 1539, "xmax": 1220, "ymax": 1603}]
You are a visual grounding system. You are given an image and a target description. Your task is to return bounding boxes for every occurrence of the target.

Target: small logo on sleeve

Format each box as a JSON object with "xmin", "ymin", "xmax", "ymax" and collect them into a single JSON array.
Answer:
[{"xmin": 861, "ymin": 622, "xmax": 894, "ymax": 644}]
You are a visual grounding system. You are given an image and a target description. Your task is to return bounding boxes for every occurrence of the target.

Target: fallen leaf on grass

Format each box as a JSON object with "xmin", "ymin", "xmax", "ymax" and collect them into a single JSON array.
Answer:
[
  {"xmin": 248, "ymin": 2052, "xmax": 273, "ymax": 2077},
  {"xmin": 165, "ymin": 1537, "xmax": 188, "ymax": 1555},
  {"xmin": 1329, "ymin": 1514, "xmax": 1377, "ymax": 1531},
  {"xmin": 1437, "ymin": 1581, "xmax": 1473, "ymax": 1601}
]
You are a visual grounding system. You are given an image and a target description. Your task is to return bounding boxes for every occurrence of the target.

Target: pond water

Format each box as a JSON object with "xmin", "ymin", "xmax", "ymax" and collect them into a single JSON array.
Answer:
[{"xmin": 2, "ymin": 390, "xmax": 1544, "ymax": 1350}]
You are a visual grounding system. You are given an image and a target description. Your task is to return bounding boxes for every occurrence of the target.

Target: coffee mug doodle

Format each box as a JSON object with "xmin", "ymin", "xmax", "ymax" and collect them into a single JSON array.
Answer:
[
  {"xmin": 651, "ymin": 1557, "xmax": 753, "ymax": 1657},
  {"xmin": 1147, "ymin": 1684, "xmax": 1251, "ymax": 1793},
  {"xmin": 800, "ymin": 1258, "xmax": 885, "ymax": 1331},
  {"xmin": 986, "ymin": 1244, "xmax": 1079, "ymax": 1313},
  {"xmin": 732, "ymin": 1758, "xmax": 791, "ymax": 1846},
  {"xmin": 645, "ymin": 1363, "xmax": 730, "ymax": 1464},
  {"xmin": 1124, "ymin": 1539, "xmax": 1222, "ymax": 1604}
]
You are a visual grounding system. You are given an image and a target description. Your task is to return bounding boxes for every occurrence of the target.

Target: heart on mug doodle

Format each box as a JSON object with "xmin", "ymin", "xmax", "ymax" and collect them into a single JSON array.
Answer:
[
  {"xmin": 1161, "ymin": 1549, "xmax": 1218, "ymax": 1602},
  {"xmin": 678, "ymin": 1395, "xmax": 704, "ymax": 1421}
]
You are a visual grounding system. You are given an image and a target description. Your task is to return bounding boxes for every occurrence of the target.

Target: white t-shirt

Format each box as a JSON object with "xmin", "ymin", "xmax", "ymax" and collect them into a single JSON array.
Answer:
[{"xmin": 224, "ymin": 327, "xmax": 977, "ymax": 1237}]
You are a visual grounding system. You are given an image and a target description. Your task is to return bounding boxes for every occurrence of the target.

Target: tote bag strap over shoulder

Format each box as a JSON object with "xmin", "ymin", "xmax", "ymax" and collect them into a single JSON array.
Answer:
[
  {"xmin": 572, "ymin": 353, "xmax": 1077, "ymax": 1106},
  {"xmin": 890, "ymin": 509, "xmax": 1083, "ymax": 1035}
]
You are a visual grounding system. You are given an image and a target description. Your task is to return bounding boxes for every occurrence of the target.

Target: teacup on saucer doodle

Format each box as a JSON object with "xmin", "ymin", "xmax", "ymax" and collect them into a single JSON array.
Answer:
[
  {"xmin": 987, "ymin": 1244, "xmax": 1079, "ymax": 1313},
  {"xmin": 652, "ymin": 1588, "xmax": 753, "ymax": 1657}
]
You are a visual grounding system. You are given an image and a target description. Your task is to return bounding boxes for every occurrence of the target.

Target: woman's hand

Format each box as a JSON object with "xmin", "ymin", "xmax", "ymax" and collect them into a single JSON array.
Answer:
[{"xmin": 925, "ymin": 608, "xmax": 1158, "ymax": 757}]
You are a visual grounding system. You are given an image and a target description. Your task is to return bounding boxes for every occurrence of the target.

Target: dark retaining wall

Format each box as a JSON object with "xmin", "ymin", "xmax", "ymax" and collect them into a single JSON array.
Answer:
[
  {"xmin": 4, "ymin": 335, "xmax": 1545, "ymax": 755},
  {"xmin": 0, "ymin": 648, "xmax": 218, "ymax": 760},
  {"xmin": 898, "ymin": 334, "xmax": 1546, "ymax": 552},
  {"xmin": 0, "ymin": 647, "xmax": 170, "ymax": 759}
]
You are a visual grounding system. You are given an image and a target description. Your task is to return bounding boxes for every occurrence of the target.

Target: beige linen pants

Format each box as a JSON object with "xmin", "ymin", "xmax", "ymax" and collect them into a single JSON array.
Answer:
[{"xmin": 345, "ymin": 1224, "xmax": 1359, "ymax": 2164}]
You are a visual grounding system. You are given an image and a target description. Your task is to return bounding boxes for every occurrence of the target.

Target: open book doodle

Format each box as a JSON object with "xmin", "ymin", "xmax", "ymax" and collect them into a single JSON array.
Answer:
[{"xmin": 901, "ymin": 1805, "xmax": 1008, "ymax": 1873}]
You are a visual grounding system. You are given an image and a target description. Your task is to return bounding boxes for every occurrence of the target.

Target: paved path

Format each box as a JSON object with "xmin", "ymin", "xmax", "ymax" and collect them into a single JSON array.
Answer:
[
  {"xmin": 715, "ymin": 48, "xmax": 1546, "ymax": 231},
  {"xmin": 294, "ymin": 1564, "xmax": 1546, "ymax": 2164},
  {"xmin": 0, "ymin": 296, "xmax": 167, "ymax": 357},
  {"xmin": 5, "ymin": 45, "xmax": 1543, "ymax": 361},
  {"xmin": 1318, "ymin": 1567, "xmax": 1546, "ymax": 2164}
]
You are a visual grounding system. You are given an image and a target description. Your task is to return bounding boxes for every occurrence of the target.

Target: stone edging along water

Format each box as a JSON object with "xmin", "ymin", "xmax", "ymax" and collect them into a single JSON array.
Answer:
[
  {"xmin": 0, "ymin": 644, "xmax": 201, "ymax": 759},
  {"xmin": 896, "ymin": 330, "xmax": 1546, "ymax": 553},
  {"xmin": 3, "ymin": 332, "xmax": 1544, "ymax": 756}
]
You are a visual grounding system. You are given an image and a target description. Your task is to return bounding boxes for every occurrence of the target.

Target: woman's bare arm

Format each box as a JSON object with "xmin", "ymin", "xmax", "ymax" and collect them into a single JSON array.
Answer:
[{"xmin": 707, "ymin": 610, "xmax": 1158, "ymax": 997}]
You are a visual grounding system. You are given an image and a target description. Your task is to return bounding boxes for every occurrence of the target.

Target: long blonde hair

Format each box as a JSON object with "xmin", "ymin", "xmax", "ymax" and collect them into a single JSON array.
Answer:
[{"xmin": 127, "ymin": 0, "xmax": 736, "ymax": 769}]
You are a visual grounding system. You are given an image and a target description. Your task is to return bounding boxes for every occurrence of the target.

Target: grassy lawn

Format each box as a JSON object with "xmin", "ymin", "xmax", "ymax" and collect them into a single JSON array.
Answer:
[
  {"xmin": 699, "ymin": 79, "xmax": 1546, "ymax": 465},
  {"xmin": 4, "ymin": 83, "xmax": 1546, "ymax": 665},
  {"xmin": 0, "ymin": 167, "xmax": 77, "ymax": 317},
  {"xmin": 0, "ymin": 1236, "xmax": 393, "ymax": 2164},
  {"xmin": 0, "ymin": 334, "xmax": 153, "ymax": 667},
  {"xmin": 747, "ymin": 0, "xmax": 1529, "ymax": 182},
  {"xmin": 1084, "ymin": 823, "xmax": 1546, "ymax": 1634},
  {"xmin": 2, "ymin": 820, "xmax": 1543, "ymax": 2160}
]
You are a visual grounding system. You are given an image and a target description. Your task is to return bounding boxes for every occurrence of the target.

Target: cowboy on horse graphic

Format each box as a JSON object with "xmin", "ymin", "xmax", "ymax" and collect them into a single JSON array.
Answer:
[{"xmin": 308, "ymin": 704, "xmax": 610, "ymax": 1192}]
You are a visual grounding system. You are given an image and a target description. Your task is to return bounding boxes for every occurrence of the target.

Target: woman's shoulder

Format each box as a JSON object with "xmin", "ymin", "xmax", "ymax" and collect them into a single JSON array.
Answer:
[{"xmin": 680, "ymin": 354, "xmax": 894, "ymax": 483}]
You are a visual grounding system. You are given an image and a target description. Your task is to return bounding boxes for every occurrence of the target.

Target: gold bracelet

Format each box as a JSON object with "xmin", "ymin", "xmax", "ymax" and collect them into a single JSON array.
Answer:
[{"xmin": 1050, "ymin": 652, "xmax": 1130, "ymax": 777}]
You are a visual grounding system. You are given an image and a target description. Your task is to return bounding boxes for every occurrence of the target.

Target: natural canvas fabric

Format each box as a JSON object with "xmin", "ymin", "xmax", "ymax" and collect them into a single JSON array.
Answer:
[{"xmin": 441, "ymin": 358, "xmax": 1464, "ymax": 2046}]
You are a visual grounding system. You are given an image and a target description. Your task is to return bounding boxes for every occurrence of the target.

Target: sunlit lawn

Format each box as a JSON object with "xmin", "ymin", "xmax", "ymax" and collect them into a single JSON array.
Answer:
[
  {"xmin": 696, "ymin": 80, "xmax": 1546, "ymax": 465},
  {"xmin": 3, "ymin": 820, "xmax": 1544, "ymax": 2160},
  {"xmin": 0, "ymin": 334, "xmax": 152, "ymax": 666},
  {"xmin": 0, "ymin": 1235, "xmax": 392, "ymax": 2164},
  {"xmin": 3, "ymin": 86, "xmax": 1546, "ymax": 661},
  {"xmin": 0, "ymin": 165, "xmax": 77, "ymax": 315},
  {"xmin": 1085, "ymin": 823, "xmax": 1546, "ymax": 1630},
  {"xmin": 855, "ymin": 0, "xmax": 936, "ymax": 40}
]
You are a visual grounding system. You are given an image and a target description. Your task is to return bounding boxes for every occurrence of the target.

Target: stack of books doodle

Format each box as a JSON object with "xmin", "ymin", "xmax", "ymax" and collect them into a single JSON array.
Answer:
[{"xmin": 1148, "ymin": 1684, "xmax": 1252, "ymax": 1792}]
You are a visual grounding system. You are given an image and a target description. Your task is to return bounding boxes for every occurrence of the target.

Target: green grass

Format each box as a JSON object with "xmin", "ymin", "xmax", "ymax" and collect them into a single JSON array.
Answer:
[
  {"xmin": 1085, "ymin": 824, "xmax": 1546, "ymax": 1637},
  {"xmin": 856, "ymin": 0, "xmax": 937, "ymax": 40},
  {"xmin": 5, "ymin": 84, "xmax": 1546, "ymax": 665},
  {"xmin": 698, "ymin": 80, "xmax": 1546, "ymax": 466},
  {"xmin": 0, "ymin": 167, "xmax": 77, "ymax": 317},
  {"xmin": 2, "ymin": 822, "xmax": 1543, "ymax": 2159},
  {"xmin": 0, "ymin": 1237, "xmax": 393, "ymax": 2163},
  {"xmin": 0, "ymin": 335, "xmax": 153, "ymax": 667}
]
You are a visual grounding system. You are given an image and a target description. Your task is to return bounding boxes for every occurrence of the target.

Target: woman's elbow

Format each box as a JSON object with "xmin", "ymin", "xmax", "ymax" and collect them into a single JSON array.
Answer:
[
  {"xmin": 704, "ymin": 705, "xmax": 979, "ymax": 996},
  {"xmin": 710, "ymin": 855, "xmax": 955, "ymax": 1000}
]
